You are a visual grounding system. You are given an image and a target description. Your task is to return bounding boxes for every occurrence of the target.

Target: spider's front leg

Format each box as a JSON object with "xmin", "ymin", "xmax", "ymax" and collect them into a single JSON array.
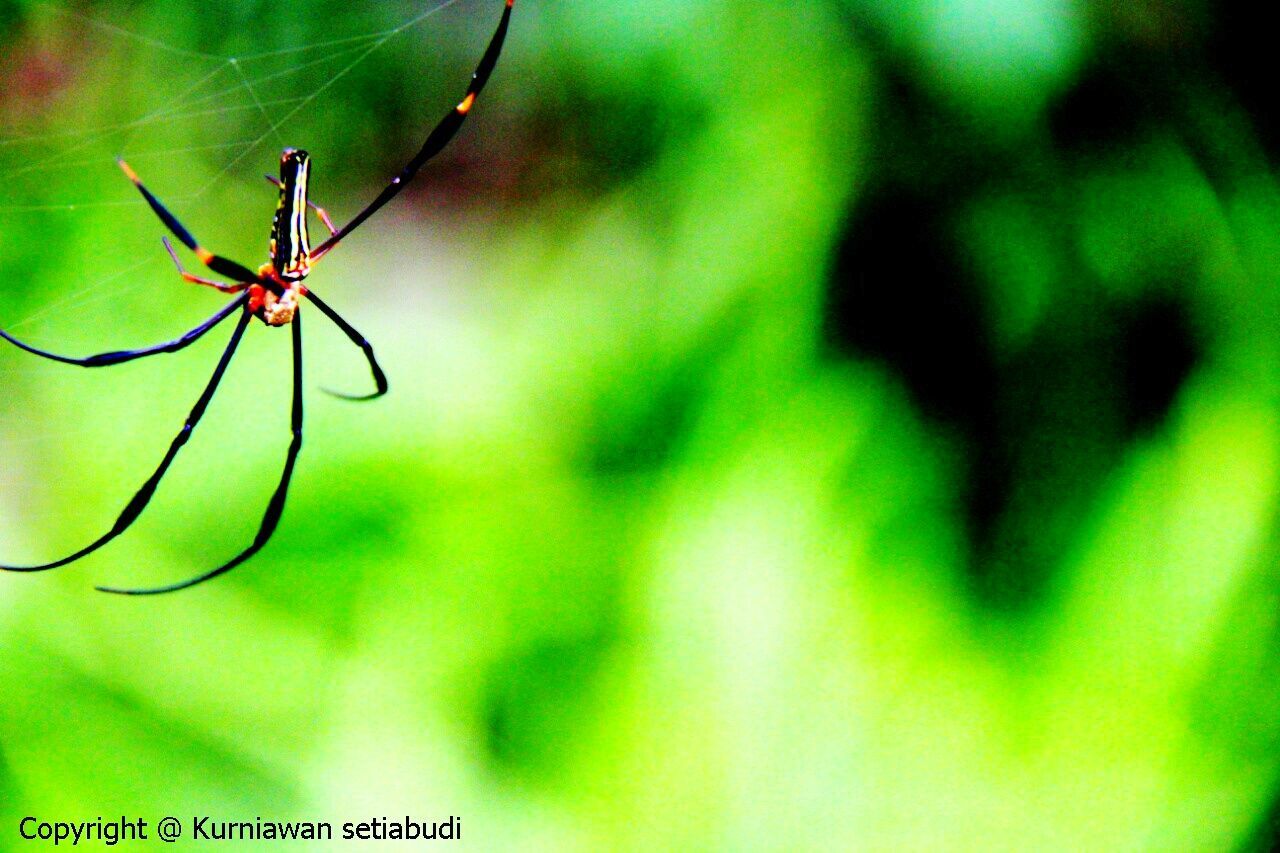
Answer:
[
  {"xmin": 118, "ymin": 159, "xmax": 260, "ymax": 283},
  {"xmin": 309, "ymin": 0, "xmax": 515, "ymax": 263}
]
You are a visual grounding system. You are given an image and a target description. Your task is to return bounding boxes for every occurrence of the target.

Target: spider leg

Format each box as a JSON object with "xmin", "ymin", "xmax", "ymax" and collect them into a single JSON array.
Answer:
[
  {"xmin": 0, "ymin": 292, "xmax": 247, "ymax": 368},
  {"xmin": 99, "ymin": 311, "xmax": 305, "ymax": 595},
  {"xmin": 310, "ymin": 0, "xmax": 514, "ymax": 262},
  {"xmin": 0, "ymin": 307, "xmax": 252, "ymax": 574},
  {"xmin": 117, "ymin": 158, "xmax": 261, "ymax": 282},
  {"xmin": 163, "ymin": 237, "xmax": 248, "ymax": 293},
  {"xmin": 304, "ymin": 289, "xmax": 388, "ymax": 400},
  {"xmin": 265, "ymin": 175, "xmax": 338, "ymax": 235}
]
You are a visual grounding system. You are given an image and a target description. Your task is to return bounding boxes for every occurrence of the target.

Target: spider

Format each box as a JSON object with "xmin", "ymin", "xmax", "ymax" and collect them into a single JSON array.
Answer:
[{"xmin": 1, "ymin": 0, "xmax": 514, "ymax": 595}]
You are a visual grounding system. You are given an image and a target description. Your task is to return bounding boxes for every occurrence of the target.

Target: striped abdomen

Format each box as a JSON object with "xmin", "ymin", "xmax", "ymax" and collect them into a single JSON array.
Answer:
[{"xmin": 270, "ymin": 148, "xmax": 313, "ymax": 282}]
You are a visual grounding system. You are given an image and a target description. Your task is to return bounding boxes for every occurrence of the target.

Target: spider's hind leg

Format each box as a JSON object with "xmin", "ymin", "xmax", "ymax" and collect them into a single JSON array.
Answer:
[
  {"xmin": 0, "ymin": 306, "xmax": 253, "ymax": 574},
  {"xmin": 0, "ymin": 292, "xmax": 247, "ymax": 369},
  {"xmin": 98, "ymin": 310, "xmax": 305, "ymax": 595},
  {"xmin": 304, "ymin": 289, "xmax": 388, "ymax": 400}
]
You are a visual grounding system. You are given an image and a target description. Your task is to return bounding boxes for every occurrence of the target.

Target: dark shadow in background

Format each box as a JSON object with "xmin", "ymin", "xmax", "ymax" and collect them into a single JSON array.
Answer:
[
  {"xmin": 828, "ymin": 3, "xmax": 1280, "ymax": 840},
  {"xmin": 825, "ymin": 17, "xmax": 1208, "ymax": 605}
]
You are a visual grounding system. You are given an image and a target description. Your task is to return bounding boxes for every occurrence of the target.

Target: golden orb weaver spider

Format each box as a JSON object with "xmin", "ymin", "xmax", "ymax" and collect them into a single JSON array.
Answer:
[{"xmin": 1, "ymin": 0, "xmax": 514, "ymax": 595}]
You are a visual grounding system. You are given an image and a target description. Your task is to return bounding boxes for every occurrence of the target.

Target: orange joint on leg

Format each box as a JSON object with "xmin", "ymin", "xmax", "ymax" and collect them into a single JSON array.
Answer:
[
  {"xmin": 457, "ymin": 93, "xmax": 477, "ymax": 115},
  {"xmin": 248, "ymin": 284, "xmax": 267, "ymax": 314},
  {"xmin": 195, "ymin": 247, "xmax": 214, "ymax": 264},
  {"xmin": 116, "ymin": 158, "xmax": 140, "ymax": 184}
]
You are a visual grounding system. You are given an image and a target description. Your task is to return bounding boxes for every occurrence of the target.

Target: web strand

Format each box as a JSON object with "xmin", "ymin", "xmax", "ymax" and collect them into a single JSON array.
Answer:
[
  {"xmin": 34, "ymin": 2, "xmax": 230, "ymax": 62},
  {"xmin": 193, "ymin": 0, "xmax": 469, "ymax": 198},
  {"xmin": 1, "ymin": 0, "xmax": 474, "ymax": 334}
]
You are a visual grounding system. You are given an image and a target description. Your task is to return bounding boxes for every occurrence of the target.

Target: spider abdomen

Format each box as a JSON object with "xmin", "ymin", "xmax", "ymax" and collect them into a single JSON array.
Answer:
[{"xmin": 270, "ymin": 148, "xmax": 313, "ymax": 283}]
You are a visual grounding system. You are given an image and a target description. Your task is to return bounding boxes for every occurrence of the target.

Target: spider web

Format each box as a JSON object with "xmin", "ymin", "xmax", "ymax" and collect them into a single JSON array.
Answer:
[
  {"xmin": 0, "ymin": 0, "xmax": 504, "ymax": 570},
  {"xmin": 0, "ymin": 0, "xmax": 479, "ymax": 339}
]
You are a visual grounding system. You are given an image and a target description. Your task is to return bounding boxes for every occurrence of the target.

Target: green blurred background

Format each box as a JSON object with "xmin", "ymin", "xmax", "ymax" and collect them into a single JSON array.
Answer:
[{"xmin": 3, "ymin": 0, "xmax": 1280, "ymax": 847}]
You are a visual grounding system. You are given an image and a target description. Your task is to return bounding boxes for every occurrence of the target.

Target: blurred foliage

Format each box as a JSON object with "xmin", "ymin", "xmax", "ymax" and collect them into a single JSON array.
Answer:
[{"xmin": 3, "ymin": 0, "xmax": 1280, "ymax": 848}]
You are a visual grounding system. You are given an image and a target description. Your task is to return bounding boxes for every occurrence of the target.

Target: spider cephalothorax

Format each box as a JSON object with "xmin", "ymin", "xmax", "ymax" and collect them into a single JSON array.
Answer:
[
  {"xmin": 0, "ymin": 0, "xmax": 515, "ymax": 595},
  {"xmin": 250, "ymin": 279, "xmax": 306, "ymax": 327}
]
